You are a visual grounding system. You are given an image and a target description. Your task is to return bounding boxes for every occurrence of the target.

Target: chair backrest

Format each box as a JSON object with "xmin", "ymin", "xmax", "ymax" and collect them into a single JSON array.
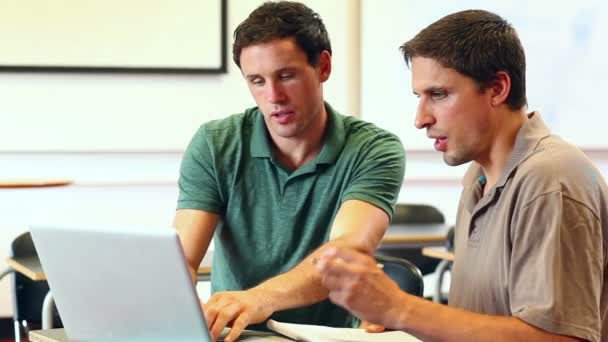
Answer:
[
  {"xmin": 10, "ymin": 232, "xmax": 61, "ymax": 326},
  {"xmin": 375, "ymin": 254, "xmax": 424, "ymax": 297},
  {"xmin": 392, "ymin": 203, "xmax": 445, "ymax": 225}
]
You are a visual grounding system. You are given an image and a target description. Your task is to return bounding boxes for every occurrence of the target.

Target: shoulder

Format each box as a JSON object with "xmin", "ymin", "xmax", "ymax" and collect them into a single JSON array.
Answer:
[
  {"xmin": 513, "ymin": 135, "xmax": 605, "ymax": 215},
  {"xmin": 340, "ymin": 114, "xmax": 404, "ymax": 151},
  {"xmin": 189, "ymin": 108, "xmax": 258, "ymax": 147},
  {"xmin": 200, "ymin": 108, "xmax": 258, "ymax": 137}
]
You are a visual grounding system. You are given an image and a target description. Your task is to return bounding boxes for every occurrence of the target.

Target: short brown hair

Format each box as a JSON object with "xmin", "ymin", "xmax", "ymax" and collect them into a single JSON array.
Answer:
[
  {"xmin": 401, "ymin": 9, "xmax": 527, "ymax": 110},
  {"xmin": 232, "ymin": 1, "xmax": 332, "ymax": 68}
]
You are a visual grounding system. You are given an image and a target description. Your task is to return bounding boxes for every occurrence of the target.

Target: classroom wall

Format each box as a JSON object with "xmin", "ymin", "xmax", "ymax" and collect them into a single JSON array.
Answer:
[
  {"xmin": 0, "ymin": 0, "xmax": 361, "ymax": 319},
  {"xmin": 1, "ymin": 0, "xmax": 607, "ymax": 318}
]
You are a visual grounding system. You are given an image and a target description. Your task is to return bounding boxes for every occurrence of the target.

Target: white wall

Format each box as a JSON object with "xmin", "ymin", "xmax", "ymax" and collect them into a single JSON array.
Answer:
[
  {"xmin": 359, "ymin": 0, "xmax": 608, "ymax": 150},
  {"xmin": 0, "ymin": 0, "xmax": 358, "ymax": 152}
]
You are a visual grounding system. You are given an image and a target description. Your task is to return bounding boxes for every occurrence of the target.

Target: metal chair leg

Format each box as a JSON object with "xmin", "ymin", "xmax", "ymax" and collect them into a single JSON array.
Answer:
[
  {"xmin": 0, "ymin": 267, "xmax": 15, "ymax": 281},
  {"xmin": 433, "ymin": 259, "xmax": 452, "ymax": 303},
  {"xmin": 14, "ymin": 320, "xmax": 21, "ymax": 342},
  {"xmin": 42, "ymin": 291, "xmax": 55, "ymax": 329}
]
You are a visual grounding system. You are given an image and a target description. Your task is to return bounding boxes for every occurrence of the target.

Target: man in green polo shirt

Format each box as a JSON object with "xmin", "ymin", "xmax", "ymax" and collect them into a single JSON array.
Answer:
[
  {"xmin": 315, "ymin": 9, "xmax": 607, "ymax": 342},
  {"xmin": 174, "ymin": 2, "xmax": 405, "ymax": 341}
]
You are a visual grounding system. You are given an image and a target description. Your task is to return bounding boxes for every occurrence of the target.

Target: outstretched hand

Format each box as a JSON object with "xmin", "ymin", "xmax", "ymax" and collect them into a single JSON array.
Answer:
[
  {"xmin": 202, "ymin": 289, "xmax": 274, "ymax": 342},
  {"xmin": 314, "ymin": 247, "xmax": 410, "ymax": 329}
]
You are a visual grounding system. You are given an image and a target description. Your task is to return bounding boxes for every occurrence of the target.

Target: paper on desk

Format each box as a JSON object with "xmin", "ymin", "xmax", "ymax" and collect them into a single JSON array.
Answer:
[{"xmin": 266, "ymin": 319, "xmax": 421, "ymax": 342}]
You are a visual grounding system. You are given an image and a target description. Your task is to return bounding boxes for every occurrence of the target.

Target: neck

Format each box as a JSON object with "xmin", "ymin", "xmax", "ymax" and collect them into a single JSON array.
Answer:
[
  {"xmin": 272, "ymin": 107, "xmax": 328, "ymax": 171},
  {"xmin": 478, "ymin": 108, "xmax": 528, "ymax": 192}
]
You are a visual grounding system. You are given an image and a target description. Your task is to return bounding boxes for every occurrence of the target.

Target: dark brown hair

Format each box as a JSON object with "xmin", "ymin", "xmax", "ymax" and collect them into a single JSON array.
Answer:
[
  {"xmin": 401, "ymin": 9, "xmax": 527, "ymax": 110},
  {"xmin": 232, "ymin": 1, "xmax": 331, "ymax": 68}
]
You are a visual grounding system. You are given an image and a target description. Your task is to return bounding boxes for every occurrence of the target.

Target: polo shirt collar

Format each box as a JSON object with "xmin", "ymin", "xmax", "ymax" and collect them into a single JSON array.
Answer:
[
  {"xmin": 315, "ymin": 102, "xmax": 345, "ymax": 165},
  {"xmin": 461, "ymin": 112, "xmax": 551, "ymax": 210},
  {"xmin": 249, "ymin": 102, "xmax": 346, "ymax": 167},
  {"xmin": 498, "ymin": 111, "xmax": 552, "ymax": 186}
]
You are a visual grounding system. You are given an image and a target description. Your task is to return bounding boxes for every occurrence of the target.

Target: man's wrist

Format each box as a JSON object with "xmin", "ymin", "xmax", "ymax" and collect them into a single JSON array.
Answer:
[
  {"xmin": 388, "ymin": 291, "xmax": 414, "ymax": 330},
  {"xmin": 248, "ymin": 286, "xmax": 279, "ymax": 314}
]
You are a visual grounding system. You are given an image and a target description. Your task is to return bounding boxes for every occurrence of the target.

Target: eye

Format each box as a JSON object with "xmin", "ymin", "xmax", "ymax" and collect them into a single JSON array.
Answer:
[
  {"xmin": 431, "ymin": 91, "xmax": 447, "ymax": 100},
  {"xmin": 279, "ymin": 72, "xmax": 294, "ymax": 80},
  {"xmin": 250, "ymin": 78, "xmax": 264, "ymax": 86}
]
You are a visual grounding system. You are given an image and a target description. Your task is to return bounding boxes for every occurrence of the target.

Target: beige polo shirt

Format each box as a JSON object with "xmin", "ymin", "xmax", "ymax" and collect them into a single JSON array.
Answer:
[{"xmin": 449, "ymin": 112, "xmax": 608, "ymax": 342}]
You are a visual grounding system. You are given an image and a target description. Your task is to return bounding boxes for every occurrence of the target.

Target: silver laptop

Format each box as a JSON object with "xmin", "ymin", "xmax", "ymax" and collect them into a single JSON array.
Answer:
[{"xmin": 30, "ymin": 224, "xmax": 211, "ymax": 341}]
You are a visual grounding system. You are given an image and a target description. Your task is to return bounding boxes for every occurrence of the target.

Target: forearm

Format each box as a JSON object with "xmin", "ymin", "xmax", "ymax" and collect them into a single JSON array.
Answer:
[
  {"xmin": 396, "ymin": 294, "xmax": 578, "ymax": 342},
  {"xmin": 174, "ymin": 209, "xmax": 218, "ymax": 285},
  {"xmin": 252, "ymin": 238, "xmax": 372, "ymax": 312},
  {"xmin": 250, "ymin": 249, "xmax": 329, "ymax": 312}
]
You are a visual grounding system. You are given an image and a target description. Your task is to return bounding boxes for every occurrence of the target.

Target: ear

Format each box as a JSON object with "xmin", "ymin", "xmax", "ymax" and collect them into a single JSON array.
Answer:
[
  {"xmin": 489, "ymin": 71, "xmax": 511, "ymax": 107},
  {"xmin": 317, "ymin": 50, "xmax": 332, "ymax": 82}
]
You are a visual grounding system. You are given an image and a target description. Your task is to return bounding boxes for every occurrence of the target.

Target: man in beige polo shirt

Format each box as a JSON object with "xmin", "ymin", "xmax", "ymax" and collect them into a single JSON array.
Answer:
[{"xmin": 314, "ymin": 9, "xmax": 607, "ymax": 342}]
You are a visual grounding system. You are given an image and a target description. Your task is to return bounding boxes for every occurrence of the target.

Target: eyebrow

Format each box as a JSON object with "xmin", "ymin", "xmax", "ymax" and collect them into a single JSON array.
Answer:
[
  {"xmin": 244, "ymin": 67, "xmax": 298, "ymax": 81},
  {"xmin": 414, "ymin": 86, "xmax": 446, "ymax": 96}
]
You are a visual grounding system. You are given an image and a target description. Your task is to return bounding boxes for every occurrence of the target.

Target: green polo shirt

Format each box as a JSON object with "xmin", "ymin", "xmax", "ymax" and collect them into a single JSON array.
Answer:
[{"xmin": 177, "ymin": 103, "xmax": 405, "ymax": 328}]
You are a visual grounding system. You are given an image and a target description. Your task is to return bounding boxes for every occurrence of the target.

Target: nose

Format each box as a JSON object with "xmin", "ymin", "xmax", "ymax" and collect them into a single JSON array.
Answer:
[
  {"xmin": 267, "ymin": 81, "xmax": 286, "ymax": 104},
  {"xmin": 414, "ymin": 99, "xmax": 435, "ymax": 130}
]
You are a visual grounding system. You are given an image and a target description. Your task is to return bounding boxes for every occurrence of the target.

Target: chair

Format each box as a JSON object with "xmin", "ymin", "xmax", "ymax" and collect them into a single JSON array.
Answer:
[
  {"xmin": 432, "ymin": 226, "xmax": 455, "ymax": 303},
  {"xmin": 376, "ymin": 255, "xmax": 424, "ymax": 297},
  {"xmin": 392, "ymin": 203, "xmax": 445, "ymax": 225},
  {"xmin": 378, "ymin": 203, "xmax": 445, "ymax": 275},
  {"xmin": 9, "ymin": 232, "xmax": 62, "ymax": 341}
]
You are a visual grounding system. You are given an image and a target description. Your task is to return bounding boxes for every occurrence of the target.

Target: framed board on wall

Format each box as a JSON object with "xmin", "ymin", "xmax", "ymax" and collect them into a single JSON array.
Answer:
[{"xmin": 0, "ymin": 0, "xmax": 227, "ymax": 74}]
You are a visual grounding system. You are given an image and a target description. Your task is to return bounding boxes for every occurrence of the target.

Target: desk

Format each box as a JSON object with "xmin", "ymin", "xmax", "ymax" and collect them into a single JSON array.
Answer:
[
  {"xmin": 6, "ymin": 256, "xmax": 46, "ymax": 280},
  {"xmin": 30, "ymin": 328, "xmax": 292, "ymax": 341},
  {"xmin": 0, "ymin": 179, "xmax": 73, "ymax": 188},
  {"xmin": 380, "ymin": 223, "xmax": 450, "ymax": 249},
  {"xmin": 1, "ymin": 178, "xmax": 72, "ymax": 328},
  {"xmin": 5, "ymin": 256, "xmax": 56, "ymax": 329},
  {"xmin": 422, "ymin": 246, "xmax": 455, "ymax": 261}
]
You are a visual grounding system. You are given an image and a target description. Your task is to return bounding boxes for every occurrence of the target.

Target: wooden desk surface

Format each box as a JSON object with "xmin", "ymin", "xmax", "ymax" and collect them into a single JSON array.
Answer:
[
  {"xmin": 0, "ymin": 179, "xmax": 73, "ymax": 188},
  {"xmin": 6, "ymin": 256, "xmax": 47, "ymax": 280},
  {"xmin": 30, "ymin": 329, "xmax": 67, "ymax": 342},
  {"xmin": 422, "ymin": 246, "xmax": 455, "ymax": 261},
  {"xmin": 381, "ymin": 223, "xmax": 450, "ymax": 247}
]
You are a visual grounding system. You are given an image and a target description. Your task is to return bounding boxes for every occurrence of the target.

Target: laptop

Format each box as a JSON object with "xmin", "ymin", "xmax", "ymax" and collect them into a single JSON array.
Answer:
[{"xmin": 30, "ymin": 224, "xmax": 212, "ymax": 341}]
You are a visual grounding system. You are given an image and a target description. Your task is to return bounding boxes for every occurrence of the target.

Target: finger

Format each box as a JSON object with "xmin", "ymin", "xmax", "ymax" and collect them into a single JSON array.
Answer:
[
  {"xmin": 223, "ymin": 312, "xmax": 250, "ymax": 342},
  {"xmin": 324, "ymin": 247, "xmax": 376, "ymax": 267},
  {"xmin": 359, "ymin": 320, "xmax": 372, "ymax": 329},
  {"xmin": 200, "ymin": 301, "xmax": 211, "ymax": 327},
  {"xmin": 364, "ymin": 324, "xmax": 386, "ymax": 333},
  {"xmin": 203, "ymin": 304, "xmax": 220, "ymax": 331},
  {"xmin": 210, "ymin": 303, "xmax": 242, "ymax": 341},
  {"xmin": 327, "ymin": 288, "xmax": 349, "ymax": 308},
  {"xmin": 203, "ymin": 293, "xmax": 224, "ymax": 328},
  {"xmin": 321, "ymin": 256, "xmax": 370, "ymax": 280}
]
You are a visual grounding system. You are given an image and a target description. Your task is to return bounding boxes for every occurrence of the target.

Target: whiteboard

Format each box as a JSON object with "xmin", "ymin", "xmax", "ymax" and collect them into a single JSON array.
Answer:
[
  {"xmin": 361, "ymin": 0, "xmax": 608, "ymax": 150},
  {"xmin": 0, "ymin": 0, "xmax": 226, "ymax": 72}
]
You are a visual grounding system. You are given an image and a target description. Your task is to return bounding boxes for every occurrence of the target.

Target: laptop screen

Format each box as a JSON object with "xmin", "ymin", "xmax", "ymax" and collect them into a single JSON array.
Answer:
[{"xmin": 30, "ymin": 224, "xmax": 211, "ymax": 341}]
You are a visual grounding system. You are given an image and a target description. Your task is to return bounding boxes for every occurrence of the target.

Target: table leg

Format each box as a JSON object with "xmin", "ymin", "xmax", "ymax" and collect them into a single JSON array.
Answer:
[{"xmin": 42, "ymin": 291, "xmax": 55, "ymax": 329}]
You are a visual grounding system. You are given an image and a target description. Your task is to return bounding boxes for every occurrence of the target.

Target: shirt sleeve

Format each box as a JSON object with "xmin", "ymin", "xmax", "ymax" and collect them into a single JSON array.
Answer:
[
  {"xmin": 510, "ymin": 191, "xmax": 602, "ymax": 342},
  {"xmin": 177, "ymin": 126, "xmax": 225, "ymax": 214},
  {"xmin": 341, "ymin": 133, "xmax": 406, "ymax": 220}
]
